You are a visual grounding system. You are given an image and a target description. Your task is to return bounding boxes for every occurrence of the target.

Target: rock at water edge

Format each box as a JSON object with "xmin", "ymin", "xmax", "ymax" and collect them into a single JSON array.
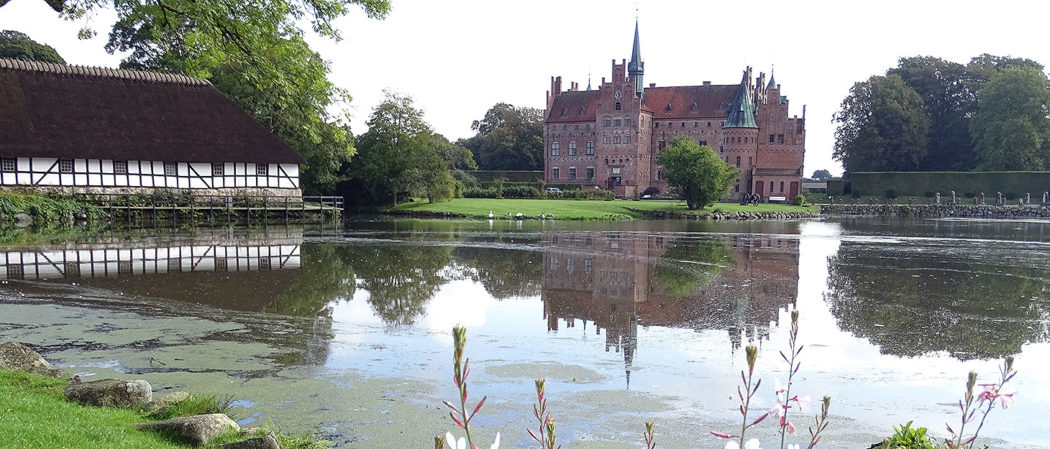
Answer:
[
  {"xmin": 64, "ymin": 378, "xmax": 153, "ymax": 408},
  {"xmin": 0, "ymin": 341, "xmax": 63, "ymax": 377},
  {"xmin": 137, "ymin": 413, "xmax": 240, "ymax": 447}
]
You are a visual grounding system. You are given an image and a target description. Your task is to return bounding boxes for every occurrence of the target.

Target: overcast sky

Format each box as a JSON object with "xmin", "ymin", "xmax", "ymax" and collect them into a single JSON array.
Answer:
[{"xmin": 4, "ymin": 0, "xmax": 1050, "ymax": 176}]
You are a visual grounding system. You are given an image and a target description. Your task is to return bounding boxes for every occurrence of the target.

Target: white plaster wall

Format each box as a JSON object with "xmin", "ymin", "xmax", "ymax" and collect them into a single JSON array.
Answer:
[{"xmin": 0, "ymin": 158, "xmax": 300, "ymax": 191}]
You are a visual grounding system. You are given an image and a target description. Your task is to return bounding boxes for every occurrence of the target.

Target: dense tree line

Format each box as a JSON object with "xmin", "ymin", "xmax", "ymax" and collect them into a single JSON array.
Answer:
[
  {"xmin": 0, "ymin": 30, "xmax": 65, "ymax": 63},
  {"xmin": 834, "ymin": 55, "xmax": 1050, "ymax": 173},
  {"xmin": 458, "ymin": 103, "xmax": 545, "ymax": 171}
]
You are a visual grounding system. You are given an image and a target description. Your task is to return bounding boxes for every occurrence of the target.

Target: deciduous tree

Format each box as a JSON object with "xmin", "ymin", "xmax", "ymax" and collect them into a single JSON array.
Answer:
[
  {"xmin": 971, "ymin": 66, "xmax": 1050, "ymax": 171},
  {"xmin": 656, "ymin": 137, "xmax": 737, "ymax": 210},
  {"xmin": 460, "ymin": 103, "xmax": 544, "ymax": 170},
  {"xmin": 833, "ymin": 75, "xmax": 930, "ymax": 173},
  {"xmin": 810, "ymin": 169, "xmax": 832, "ymax": 181},
  {"xmin": 888, "ymin": 56, "xmax": 976, "ymax": 170},
  {"xmin": 0, "ymin": 30, "xmax": 65, "ymax": 63},
  {"xmin": 351, "ymin": 92, "xmax": 474, "ymax": 205}
]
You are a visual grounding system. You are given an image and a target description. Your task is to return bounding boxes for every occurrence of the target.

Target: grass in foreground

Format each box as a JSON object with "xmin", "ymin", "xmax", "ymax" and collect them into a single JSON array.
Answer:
[
  {"xmin": 0, "ymin": 370, "xmax": 328, "ymax": 449},
  {"xmin": 0, "ymin": 370, "xmax": 184, "ymax": 449},
  {"xmin": 394, "ymin": 198, "xmax": 818, "ymax": 220}
]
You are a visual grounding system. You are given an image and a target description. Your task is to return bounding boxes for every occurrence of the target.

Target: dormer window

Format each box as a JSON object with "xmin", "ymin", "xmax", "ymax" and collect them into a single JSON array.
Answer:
[
  {"xmin": 665, "ymin": 104, "xmax": 671, "ymax": 112},
  {"xmin": 691, "ymin": 103, "xmax": 699, "ymax": 112},
  {"xmin": 561, "ymin": 107, "xmax": 568, "ymax": 116},
  {"xmin": 579, "ymin": 107, "xmax": 586, "ymax": 115}
]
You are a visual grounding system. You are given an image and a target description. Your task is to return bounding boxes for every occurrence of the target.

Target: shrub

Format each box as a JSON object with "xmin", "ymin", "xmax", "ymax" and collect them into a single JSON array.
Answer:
[
  {"xmin": 642, "ymin": 186, "xmax": 661, "ymax": 196},
  {"xmin": 463, "ymin": 188, "xmax": 499, "ymax": 198},
  {"xmin": 501, "ymin": 186, "xmax": 540, "ymax": 199},
  {"xmin": 793, "ymin": 194, "xmax": 806, "ymax": 206},
  {"xmin": 881, "ymin": 421, "xmax": 936, "ymax": 449}
]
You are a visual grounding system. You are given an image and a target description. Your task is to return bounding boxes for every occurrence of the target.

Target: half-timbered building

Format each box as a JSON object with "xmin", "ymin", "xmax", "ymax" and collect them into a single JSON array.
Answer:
[{"xmin": 0, "ymin": 58, "xmax": 304, "ymax": 196}]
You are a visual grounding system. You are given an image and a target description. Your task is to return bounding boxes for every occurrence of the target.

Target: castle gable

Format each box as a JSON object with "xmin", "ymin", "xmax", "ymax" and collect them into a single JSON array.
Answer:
[{"xmin": 545, "ymin": 90, "xmax": 599, "ymax": 123}]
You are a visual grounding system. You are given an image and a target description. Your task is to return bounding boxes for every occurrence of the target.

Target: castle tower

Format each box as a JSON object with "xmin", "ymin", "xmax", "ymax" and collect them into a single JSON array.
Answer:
[
  {"xmin": 627, "ymin": 20, "xmax": 644, "ymax": 99},
  {"xmin": 723, "ymin": 67, "xmax": 759, "ymax": 199}
]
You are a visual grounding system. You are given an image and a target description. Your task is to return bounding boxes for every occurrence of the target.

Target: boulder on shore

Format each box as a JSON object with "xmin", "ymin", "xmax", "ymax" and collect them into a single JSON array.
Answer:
[
  {"xmin": 137, "ymin": 413, "xmax": 240, "ymax": 447},
  {"xmin": 223, "ymin": 431, "xmax": 282, "ymax": 449},
  {"xmin": 64, "ymin": 378, "xmax": 153, "ymax": 408},
  {"xmin": 0, "ymin": 341, "xmax": 63, "ymax": 377},
  {"xmin": 146, "ymin": 391, "xmax": 191, "ymax": 416}
]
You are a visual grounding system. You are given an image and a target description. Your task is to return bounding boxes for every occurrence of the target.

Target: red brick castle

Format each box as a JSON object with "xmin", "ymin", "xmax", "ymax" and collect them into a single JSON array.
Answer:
[{"xmin": 544, "ymin": 21, "xmax": 806, "ymax": 200}]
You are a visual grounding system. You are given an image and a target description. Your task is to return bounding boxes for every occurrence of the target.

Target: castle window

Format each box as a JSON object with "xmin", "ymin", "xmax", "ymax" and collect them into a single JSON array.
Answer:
[
  {"xmin": 586, "ymin": 167, "xmax": 595, "ymax": 180},
  {"xmin": 586, "ymin": 141, "xmax": 595, "ymax": 155},
  {"xmin": 164, "ymin": 161, "xmax": 177, "ymax": 176},
  {"xmin": 625, "ymin": 135, "xmax": 631, "ymax": 144},
  {"xmin": 59, "ymin": 159, "xmax": 73, "ymax": 173},
  {"xmin": 654, "ymin": 122, "xmax": 659, "ymax": 128},
  {"xmin": 625, "ymin": 118, "xmax": 631, "ymax": 126},
  {"xmin": 780, "ymin": 181, "xmax": 785, "ymax": 193},
  {"xmin": 694, "ymin": 121, "xmax": 699, "ymax": 127},
  {"xmin": 604, "ymin": 119, "xmax": 612, "ymax": 127},
  {"xmin": 604, "ymin": 135, "xmax": 611, "ymax": 144},
  {"xmin": 735, "ymin": 184, "xmax": 740, "ymax": 192},
  {"xmin": 658, "ymin": 140, "xmax": 666, "ymax": 151},
  {"xmin": 1, "ymin": 158, "xmax": 15, "ymax": 172},
  {"xmin": 569, "ymin": 141, "xmax": 577, "ymax": 156},
  {"xmin": 778, "ymin": 134, "xmax": 785, "ymax": 144},
  {"xmin": 551, "ymin": 142, "xmax": 560, "ymax": 156},
  {"xmin": 736, "ymin": 156, "xmax": 741, "ymax": 167},
  {"xmin": 770, "ymin": 181, "xmax": 774, "ymax": 192},
  {"xmin": 748, "ymin": 157, "xmax": 752, "ymax": 165},
  {"xmin": 657, "ymin": 169, "xmax": 663, "ymax": 180},
  {"xmin": 114, "ymin": 160, "xmax": 128, "ymax": 174},
  {"xmin": 708, "ymin": 122, "xmax": 712, "ymax": 127},
  {"xmin": 614, "ymin": 119, "xmax": 622, "ymax": 127},
  {"xmin": 614, "ymin": 135, "xmax": 621, "ymax": 144},
  {"xmin": 699, "ymin": 140, "xmax": 707, "ymax": 146},
  {"xmin": 569, "ymin": 167, "xmax": 577, "ymax": 180},
  {"xmin": 769, "ymin": 134, "xmax": 775, "ymax": 143},
  {"xmin": 616, "ymin": 102, "xmax": 622, "ymax": 110},
  {"xmin": 552, "ymin": 167, "xmax": 560, "ymax": 180}
]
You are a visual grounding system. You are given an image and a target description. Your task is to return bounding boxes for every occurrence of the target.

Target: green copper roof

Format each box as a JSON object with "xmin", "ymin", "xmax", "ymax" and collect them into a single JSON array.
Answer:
[
  {"xmin": 767, "ymin": 70, "xmax": 776, "ymax": 89},
  {"xmin": 724, "ymin": 71, "xmax": 758, "ymax": 129}
]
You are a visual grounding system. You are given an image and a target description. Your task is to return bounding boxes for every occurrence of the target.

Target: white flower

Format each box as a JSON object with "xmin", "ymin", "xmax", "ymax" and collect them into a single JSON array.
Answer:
[
  {"xmin": 490, "ymin": 432, "xmax": 500, "ymax": 449},
  {"xmin": 725, "ymin": 439, "xmax": 762, "ymax": 449},
  {"xmin": 445, "ymin": 432, "xmax": 466, "ymax": 449}
]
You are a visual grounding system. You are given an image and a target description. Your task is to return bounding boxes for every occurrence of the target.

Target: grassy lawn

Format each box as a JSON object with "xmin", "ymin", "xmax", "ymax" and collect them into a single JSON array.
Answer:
[
  {"xmin": 0, "ymin": 370, "xmax": 326, "ymax": 449},
  {"xmin": 0, "ymin": 370, "xmax": 185, "ymax": 449},
  {"xmin": 393, "ymin": 198, "xmax": 818, "ymax": 220}
]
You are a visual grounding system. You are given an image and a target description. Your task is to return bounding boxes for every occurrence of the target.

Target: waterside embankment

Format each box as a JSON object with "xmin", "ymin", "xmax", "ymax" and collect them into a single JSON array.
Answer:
[{"xmin": 822, "ymin": 203, "xmax": 1050, "ymax": 219}]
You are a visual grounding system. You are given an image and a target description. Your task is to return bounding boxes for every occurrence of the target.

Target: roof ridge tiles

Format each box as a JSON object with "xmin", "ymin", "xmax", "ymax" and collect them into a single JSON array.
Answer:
[{"xmin": 0, "ymin": 57, "xmax": 208, "ymax": 86}]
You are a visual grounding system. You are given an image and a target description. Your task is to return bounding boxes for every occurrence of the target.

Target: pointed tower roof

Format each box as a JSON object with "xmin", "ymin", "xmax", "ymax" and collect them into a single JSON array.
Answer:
[
  {"xmin": 724, "ymin": 69, "xmax": 758, "ymax": 129},
  {"xmin": 767, "ymin": 68, "xmax": 777, "ymax": 90},
  {"xmin": 628, "ymin": 20, "xmax": 643, "ymax": 75}
]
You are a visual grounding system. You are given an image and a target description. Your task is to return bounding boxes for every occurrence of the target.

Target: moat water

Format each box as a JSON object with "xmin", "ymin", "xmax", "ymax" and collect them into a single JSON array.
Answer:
[{"xmin": 0, "ymin": 218, "xmax": 1047, "ymax": 448}]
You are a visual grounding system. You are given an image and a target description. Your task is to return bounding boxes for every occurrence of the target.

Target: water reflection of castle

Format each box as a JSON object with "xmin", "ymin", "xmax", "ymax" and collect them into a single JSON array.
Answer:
[{"xmin": 541, "ymin": 232, "xmax": 799, "ymax": 385}]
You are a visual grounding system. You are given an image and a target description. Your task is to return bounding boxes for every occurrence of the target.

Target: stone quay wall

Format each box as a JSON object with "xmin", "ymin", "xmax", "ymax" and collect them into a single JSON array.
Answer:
[
  {"xmin": 821, "ymin": 204, "xmax": 1050, "ymax": 219},
  {"xmin": 626, "ymin": 208, "xmax": 818, "ymax": 221}
]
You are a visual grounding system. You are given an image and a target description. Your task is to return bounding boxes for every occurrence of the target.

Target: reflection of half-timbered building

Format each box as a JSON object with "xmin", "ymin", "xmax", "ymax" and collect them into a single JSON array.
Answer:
[{"xmin": 0, "ymin": 59, "xmax": 304, "ymax": 196}]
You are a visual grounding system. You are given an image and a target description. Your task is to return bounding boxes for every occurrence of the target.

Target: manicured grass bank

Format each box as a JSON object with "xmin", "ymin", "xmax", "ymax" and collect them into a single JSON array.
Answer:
[
  {"xmin": 393, "ymin": 198, "xmax": 818, "ymax": 220},
  {"xmin": 0, "ymin": 370, "xmax": 185, "ymax": 449},
  {"xmin": 0, "ymin": 370, "xmax": 326, "ymax": 449}
]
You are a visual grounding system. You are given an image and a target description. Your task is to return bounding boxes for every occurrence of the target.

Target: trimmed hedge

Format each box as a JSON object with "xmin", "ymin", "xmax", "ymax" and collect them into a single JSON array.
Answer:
[
  {"xmin": 850, "ymin": 171, "xmax": 1050, "ymax": 199},
  {"xmin": 462, "ymin": 187, "xmax": 614, "ymax": 200},
  {"xmin": 470, "ymin": 170, "xmax": 544, "ymax": 183}
]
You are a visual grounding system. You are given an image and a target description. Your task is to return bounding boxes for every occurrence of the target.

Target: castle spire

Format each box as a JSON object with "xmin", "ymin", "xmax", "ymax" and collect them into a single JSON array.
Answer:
[
  {"xmin": 724, "ymin": 68, "xmax": 758, "ymax": 129},
  {"xmin": 627, "ymin": 19, "xmax": 644, "ymax": 98},
  {"xmin": 767, "ymin": 66, "xmax": 777, "ymax": 90}
]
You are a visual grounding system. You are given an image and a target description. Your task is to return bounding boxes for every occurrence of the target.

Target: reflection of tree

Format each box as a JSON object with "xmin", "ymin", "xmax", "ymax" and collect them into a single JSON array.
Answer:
[
  {"xmin": 349, "ymin": 243, "xmax": 453, "ymax": 326},
  {"xmin": 454, "ymin": 246, "xmax": 542, "ymax": 299},
  {"xmin": 650, "ymin": 237, "xmax": 733, "ymax": 297},
  {"xmin": 267, "ymin": 243, "xmax": 356, "ymax": 317},
  {"xmin": 825, "ymin": 244, "xmax": 1050, "ymax": 360}
]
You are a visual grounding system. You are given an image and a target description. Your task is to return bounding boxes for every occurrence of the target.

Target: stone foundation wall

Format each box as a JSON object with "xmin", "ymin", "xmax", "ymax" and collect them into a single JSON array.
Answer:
[
  {"xmin": 821, "ymin": 204, "xmax": 1050, "ymax": 219},
  {"xmin": 626, "ymin": 207, "xmax": 817, "ymax": 220}
]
